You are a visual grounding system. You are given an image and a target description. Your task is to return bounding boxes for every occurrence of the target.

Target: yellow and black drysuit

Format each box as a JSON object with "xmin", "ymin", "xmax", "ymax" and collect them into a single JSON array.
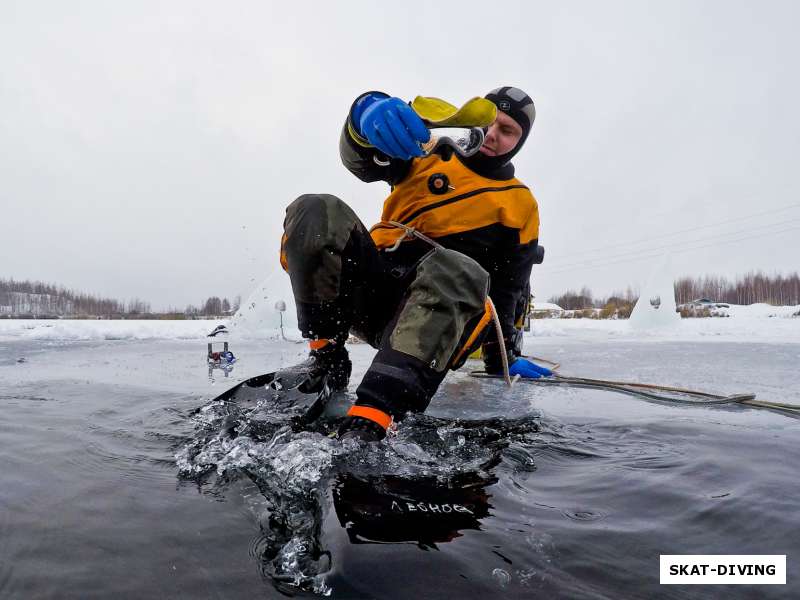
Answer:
[{"xmin": 281, "ymin": 89, "xmax": 540, "ymax": 431}]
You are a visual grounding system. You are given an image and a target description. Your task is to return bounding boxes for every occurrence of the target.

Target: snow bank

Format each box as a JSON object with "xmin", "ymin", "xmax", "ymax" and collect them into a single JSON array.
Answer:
[
  {"xmin": 0, "ymin": 319, "xmax": 283, "ymax": 342},
  {"xmin": 724, "ymin": 303, "xmax": 798, "ymax": 318},
  {"xmin": 530, "ymin": 303, "xmax": 799, "ymax": 343},
  {"xmin": 0, "ymin": 304, "xmax": 796, "ymax": 343},
  {"xmin": 0, "ymin": 270, "xmax": 299, "ymax": 343}
]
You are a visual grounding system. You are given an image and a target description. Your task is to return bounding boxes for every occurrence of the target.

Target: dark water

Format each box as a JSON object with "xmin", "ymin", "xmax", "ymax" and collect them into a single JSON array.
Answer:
[{"xmin": 1, "ymin": 338, "xmax": 798, "ymax": 598}]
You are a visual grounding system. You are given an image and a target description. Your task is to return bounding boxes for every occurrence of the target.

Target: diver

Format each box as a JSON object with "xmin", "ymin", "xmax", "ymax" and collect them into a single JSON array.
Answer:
[{"xmin": 279, "ymin": 87, "xmax": 548, "ymax": 442}]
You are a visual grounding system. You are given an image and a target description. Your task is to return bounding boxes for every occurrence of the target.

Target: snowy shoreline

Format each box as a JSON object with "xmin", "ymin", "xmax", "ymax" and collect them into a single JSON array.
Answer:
[
  {"xmin": 0, "ymin": 303, "xmax": 797, "ymax": 344},
  {"xmin": 529, "ymin": 316, "xmax": 799, "ymax": 343},
  {"xmin": 531, "ymin": 303, "xmax": 799, "ymax": 344}
]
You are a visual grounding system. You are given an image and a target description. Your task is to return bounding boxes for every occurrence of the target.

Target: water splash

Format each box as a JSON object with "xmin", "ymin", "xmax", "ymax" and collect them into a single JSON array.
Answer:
[
  {"xmin": 177, "ymin": 394, "xmax": 541, "ymax": 595},
  {"xmin": 228, "ymin": 267, "xmax": 298, "ymax": 338},
  {"xmin": 629, "ymin": 253, "xmax": 681, "ymax": 330}
]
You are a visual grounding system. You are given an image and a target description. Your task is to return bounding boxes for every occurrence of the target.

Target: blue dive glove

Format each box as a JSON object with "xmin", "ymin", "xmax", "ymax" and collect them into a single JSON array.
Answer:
[
  {"xmin": 359, "ymin": 97, "xmax": 430, "ymax": 160},
  {"xmin": 508, "ymin": 358, "xmax": 553, "ymax": 379}
]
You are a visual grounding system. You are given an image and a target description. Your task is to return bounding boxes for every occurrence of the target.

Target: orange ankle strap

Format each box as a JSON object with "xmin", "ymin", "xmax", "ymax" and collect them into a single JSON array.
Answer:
[
  {"xmin": 309, "ymin": 339, "xmax": 331, "ymax": 351},
  {"xmin": 347, "ymin": 405, "xmax": 393, "ymax": 430}
]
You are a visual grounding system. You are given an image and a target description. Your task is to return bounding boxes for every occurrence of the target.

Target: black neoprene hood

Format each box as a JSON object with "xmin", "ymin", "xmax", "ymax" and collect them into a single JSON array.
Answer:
[{"xmin": 462, "ymin": 86, "xmax": 535, "ymax": 178}]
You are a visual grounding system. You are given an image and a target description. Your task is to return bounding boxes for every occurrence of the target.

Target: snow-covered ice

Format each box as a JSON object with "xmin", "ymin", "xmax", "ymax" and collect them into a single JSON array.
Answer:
[{"xmin": 1, "ymin": 302, "xmax": 795, "ymax": 344}]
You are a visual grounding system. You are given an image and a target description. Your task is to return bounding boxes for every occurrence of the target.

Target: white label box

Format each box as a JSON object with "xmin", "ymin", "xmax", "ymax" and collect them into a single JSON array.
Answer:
[{"xmin": 660, "ymin": 555, "xmax": 786, "ymax": 585}]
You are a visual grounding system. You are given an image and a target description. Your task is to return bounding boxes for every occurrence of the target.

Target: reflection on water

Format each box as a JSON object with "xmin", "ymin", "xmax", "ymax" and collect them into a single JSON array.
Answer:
[
  {"xmin": 207, "ymin": 361, "xmax": 235, "ymax": 379},
  {"xmin": 333, "ymin": 472, "xmax": 494, "ymax": 547},
  {"xmin": 177, "ymin": 384, "xmax": 541, "ymax": 594}
]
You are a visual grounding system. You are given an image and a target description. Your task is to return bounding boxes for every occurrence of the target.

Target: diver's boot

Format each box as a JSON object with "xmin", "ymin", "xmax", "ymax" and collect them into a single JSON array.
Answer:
[
  {"xmin": 338, "ymin": 402, "xmax": 395, "ymax": 442},
  {"xmin": 276, "ymin": 340, "xmax": 352, "ymax": 393},
  {"xmin": 338, "ymin": 416, "xmax": 387, "ymax": 443}
]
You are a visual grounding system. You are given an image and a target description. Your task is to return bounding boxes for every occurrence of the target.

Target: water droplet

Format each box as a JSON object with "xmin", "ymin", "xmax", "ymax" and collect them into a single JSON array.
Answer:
[{"xmin": 561, "ymin": 508, "xmax": 606, "ymax": 522}]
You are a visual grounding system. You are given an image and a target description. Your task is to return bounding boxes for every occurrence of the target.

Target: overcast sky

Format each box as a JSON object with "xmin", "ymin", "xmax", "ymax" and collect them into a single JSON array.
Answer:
[{"xmin": 2, "ymin": 0, "xmax": 799, "ymax": 310}]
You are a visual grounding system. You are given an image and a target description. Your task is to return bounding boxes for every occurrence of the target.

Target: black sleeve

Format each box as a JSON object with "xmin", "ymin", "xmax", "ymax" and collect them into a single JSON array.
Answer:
[
  {"xmin": 338, "ymin": 92, "xmax": 412, "ymax": 186},
  {"xmin": 482, "ymin": 239, "xmax": 538, "ymax": 372}
]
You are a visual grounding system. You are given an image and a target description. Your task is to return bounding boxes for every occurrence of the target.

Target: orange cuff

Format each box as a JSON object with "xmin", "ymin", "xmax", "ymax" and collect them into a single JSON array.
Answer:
[
  {"xmin": 309, "ymin": 339, "xmax": 331, "ymax": 350},
  {"xmin": 346, "ymin": 405, "xmax": 393, "ymax": 430}
]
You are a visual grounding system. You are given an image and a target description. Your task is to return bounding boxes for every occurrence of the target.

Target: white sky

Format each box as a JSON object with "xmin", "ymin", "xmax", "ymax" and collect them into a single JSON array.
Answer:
[{"xmin": 2, "ymin": 0, "xmax": 799, "ymax": 309}]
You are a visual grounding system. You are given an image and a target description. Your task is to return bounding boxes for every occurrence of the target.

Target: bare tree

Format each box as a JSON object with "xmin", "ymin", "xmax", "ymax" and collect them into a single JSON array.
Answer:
[
  {"xmin": 202, "ymin": 296, "xmax": 223, "ymax": 316},
  {"xmin": 673, "ymin": 271, "xmax": 800, "ymax": 305}
]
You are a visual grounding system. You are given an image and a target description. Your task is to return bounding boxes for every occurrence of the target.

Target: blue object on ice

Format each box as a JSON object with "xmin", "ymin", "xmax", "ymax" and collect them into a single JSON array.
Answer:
[
  {"xmin": 220, "ymin": 351, "xmax": 236, "ymax": 364},
  {"xmin": 359, "ymin": 97, "xmax": 430, "ymax": 160},
  {"xmin": 508, "ymin": 358, "xmax": 552, "ymax": 379}
]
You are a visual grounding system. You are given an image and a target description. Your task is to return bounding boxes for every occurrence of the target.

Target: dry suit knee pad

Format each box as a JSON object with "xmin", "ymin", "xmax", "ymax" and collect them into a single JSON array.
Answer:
[{"xmin": 389, "ymin": 248, "xmax": 489, "ymax": 372}]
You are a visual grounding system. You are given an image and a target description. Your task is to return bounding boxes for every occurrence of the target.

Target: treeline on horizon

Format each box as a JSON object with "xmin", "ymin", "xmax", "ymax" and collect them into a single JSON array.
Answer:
[
  {"xmin": 549, "ymin": 271, "xmax": 800, "ymax": 310},
  {"xmin": 0, "ymin": 278, "xmax": 239, "ymax": 318},
  {"xmin": 3, "ymin": 271, "xmax": 798, "ymax": 319}
]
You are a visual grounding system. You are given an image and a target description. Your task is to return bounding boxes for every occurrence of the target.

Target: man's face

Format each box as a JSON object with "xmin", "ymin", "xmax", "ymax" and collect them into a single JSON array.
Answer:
[{"xmin": 479, "ymin": 111, "xmax": 523, "ymax": 157}]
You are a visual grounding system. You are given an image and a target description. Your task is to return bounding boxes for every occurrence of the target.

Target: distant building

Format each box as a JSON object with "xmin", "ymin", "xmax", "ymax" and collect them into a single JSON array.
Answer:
[{"xmin": 532, "ymin": 302, "xmax": 564, "ymax": 318}]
